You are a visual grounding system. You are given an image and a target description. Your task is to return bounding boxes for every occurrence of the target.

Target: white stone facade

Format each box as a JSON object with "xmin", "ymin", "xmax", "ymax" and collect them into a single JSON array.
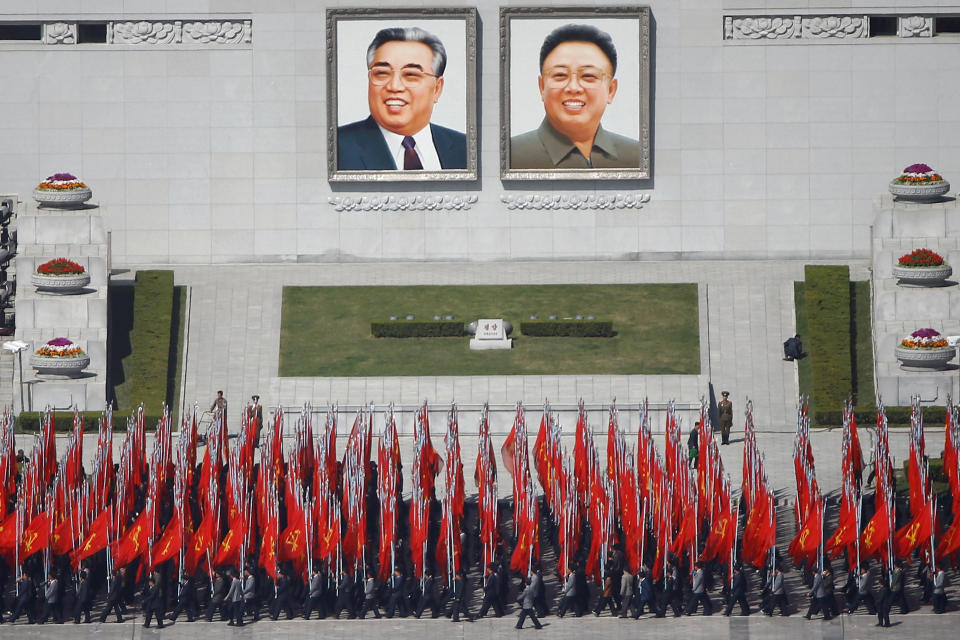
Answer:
[{"xmin": 0, "ymin": 1, "xmax": 957, "ymax": 265}]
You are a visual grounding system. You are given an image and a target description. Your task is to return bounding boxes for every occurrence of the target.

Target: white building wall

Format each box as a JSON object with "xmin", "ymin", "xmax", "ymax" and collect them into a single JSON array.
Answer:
[{"xmin": 0, "ymin": 0, "xmax": 957, "ymax": 265}]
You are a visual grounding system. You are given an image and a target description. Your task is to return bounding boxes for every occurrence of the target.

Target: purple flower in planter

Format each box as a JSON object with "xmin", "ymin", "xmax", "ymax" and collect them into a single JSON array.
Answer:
[
  {"xmin": 47, "ymin": 173, "xmax": 77, "ymax": 181},
  {"xmin": 911, "ymin": 328, "xmax": 940, "ymax": 339},
  {"xmin": 48, "ymin": 337, "xmax": 73, "ymax": 346},
  {"xmin": 904, "ymin": 163, "xmax": 933, "ymax": 174}
]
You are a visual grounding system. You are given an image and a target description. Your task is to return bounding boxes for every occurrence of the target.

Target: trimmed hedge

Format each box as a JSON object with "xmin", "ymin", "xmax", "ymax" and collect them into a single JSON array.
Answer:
[
  {"xmin": 521, "ymin": 321, "xmax": 614, "ymax": 337},
  {"xmin": 128, "ymin": 271, "xmax": 176, "ymax": 411},
  {"xmin": 17, "ymin": 411, "xmax": 161, "ymax": 432},
  {"xmin": 804, "ymin": 265, "xmax": 853, "ymax": 419},
  {"xmin": 813, "ymin": 405, "xmax": 946, "ymax": 427},
  {"xmin": 371, "ymin": 321, "xmax": 464, "ymax": 338}
]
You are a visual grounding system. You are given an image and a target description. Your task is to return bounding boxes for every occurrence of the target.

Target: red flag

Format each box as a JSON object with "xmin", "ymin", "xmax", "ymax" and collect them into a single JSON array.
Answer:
[
  {"xmin": 0, "ymin": 511, "xmax": 17, "ymax": 552},
  {"xmin": 73, "ymin": 507, "xmax": 111, "ymax": 567},
  {"xmin": 186, "ymin": 511, "xmax": 215, "ymax": 575},
  {"xmin": 670, "ymin": 501, "xmax": 698, "ymax": 555},
  {"xmin": 699, "ymin": 506, "xmax": 734, "ymax": 563},
  {"xmin": 259, "ymin": 519, "xmax": 279, "ymax": 581},
  {"xmin": 825, "ymin": 506, "xmax": 858, "ymax": 558},
  {"xmin": 936, "ymin": 517, "xmax": 960, "ymax": 559},
  {"xmin": 113, "ymin": 508, "xmax": 152, "ymax": 568},
  {"xmin": 50, "ymin": 515, "xmax": 74, "ymax": 556},
  {"xmin": 860, "ymin": 503, "xmax": 891, "ymax": 559},
  {"xmin": 149, "ymin": 512, "xmax": 183, "ymax": 570},
  {"xmin": 278, "ymin": 510, "xmax": 307, "ymax": 565},
  {"xmin": 20, "ymin": 510, "xmax": 51, "ymax": 559},
  {"xmin": 893, "ymin": 501, "xmax": 932, "ymax": 559},
  {"xmin": 501, "ymin": 425, "xmax": 516, "ymax": 479},
  {"xmin": 213, "ymin": 515, "xmax": 245, "ymax": 568}
]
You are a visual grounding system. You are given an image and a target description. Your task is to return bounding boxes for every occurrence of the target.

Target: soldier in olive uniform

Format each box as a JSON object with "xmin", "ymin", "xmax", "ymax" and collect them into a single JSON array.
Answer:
[{"xmin": 718, "ymin": 392, "xmax": 733, "ymax": 445}]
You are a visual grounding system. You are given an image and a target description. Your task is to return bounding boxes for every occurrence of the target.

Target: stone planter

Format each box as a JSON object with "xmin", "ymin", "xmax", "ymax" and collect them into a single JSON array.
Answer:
[
  {"xmin": 31, "ymin": 272, "xmax": 91, "ymax": 293},
  {"xmin": 32, "ymin": 187, "xmax": 92, "ymax": 208},
  {"xmin": 895, "ymin": 346, "xmax": 957, "ymax": 370},
  {"xmin": 30, "ymin": 354, "xmax": 90, "ymax": 375},
  {"xmin": 892, "ymin": 264, "xmax": 953, "ymax": 286},
  {"xmin": 888, "ymin": 180, "xmax": 950, "ymax": 201}
]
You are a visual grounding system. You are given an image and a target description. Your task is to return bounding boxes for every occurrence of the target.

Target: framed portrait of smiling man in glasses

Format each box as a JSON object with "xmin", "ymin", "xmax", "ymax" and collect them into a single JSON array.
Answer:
[
  {"xmin": 501, "ymin": 7, "xmax": 650, "ymax": 180},
  {"xmin": 327, "ymin": 8, "xmax": 478, "ymax": 182}
]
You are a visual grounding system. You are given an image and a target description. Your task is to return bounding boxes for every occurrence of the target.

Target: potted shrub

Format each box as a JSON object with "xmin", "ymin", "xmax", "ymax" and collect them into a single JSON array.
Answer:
[
  {"xmin": 31, "ymin": 258, "xmax": 91, "ymax": 293},
  {"xmin": 892, "ymin": 248, "xmax": 953, "ymax": 286},
  {"xmin": 33, "ymin": 172, "xmax": 92, "ymax": 208},
  {"xmin": 895, "ymin": 328, "xmax": 956, "ymax": 370},
  {"xmin": 889, "ymin": 163, "xmax": 950, "ymax": 201},
  {"xmin": 30, "ymin": 337, "xmax": 91, "ymax": 375}
]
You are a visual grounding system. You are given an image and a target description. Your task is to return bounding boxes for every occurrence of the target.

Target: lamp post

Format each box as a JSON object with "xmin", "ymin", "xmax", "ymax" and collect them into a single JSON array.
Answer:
[{"xmin": 2, "ymin": 340, "xmax": 28, "ymax": 412}]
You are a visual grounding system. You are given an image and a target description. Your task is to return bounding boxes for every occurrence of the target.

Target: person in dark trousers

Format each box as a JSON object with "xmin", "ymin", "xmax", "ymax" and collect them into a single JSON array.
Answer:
[
  {"xmin": 10, "ymin": 572, "xmax": 36, "ymax": 623},
  {"xmin": 556, "ymin": 568, "xmax": 576, "ymax": 618},
  {"xmin": 632, "ymin": 569, "xmax": 655, "ymax": 618},
  {"xmin": 723, "ymin": 565, "xmax": 751, "ymax": 616},
  {"xmin": 169, "ymin": 575, "xmax": 197, "ymax": 622},
  {"xmin": 890, "ymin": 562, "xmax": 909, "ymax": 614},
  {"xmin": 932, "ymin": 567, "xmax": 948, "ymax": 613},
  {"xmin": 271, "ymin": 568, "xmax": 294, "ymax": 620},
  {"xmin": 386, "ymin": 567, "xmax": 407, "ymax": 618},
  {"xmin": 99, "ymin": 570, "xmax": 125, "ymax": 623},
  {"xmin": 764, "ymin": 566, "xmax": 789, "ymax": 616},
  {"xmin": 73, "ymin": 569, "xmax": 92, "ymax": 623},
  {"xmin": 876, "ymin": 571, "xmax": 892, "ymax": 627},
  {"xmin": 515, "ymin": 575, "xmax": 543, "ymax": 630},
  {"xmin": 594, "ymin": 574, "xmax": 617, "ymax": 616},
  {"xmin": 40, "ymin": 574, "xmax": 62, "ymax": 624},
  {"xmin": 142, "ymin": 576, "xmax": 165, "ymax": 629},
  {"xmin": 303, "ymin": 567, "xmax": 325, "ymax": 619},
  {"xmin": 532, "ymin": 566, "xmax": 549, "ymax": 617},
  {"xmin": 805, "ymin": 567, "xmax": 831, "ymax": 620},
  {"xmin": 783, "ymin": 335, "xmax": 804, "ymax": 361},
  {"xmin": 445, "ymin": 570, "xmax": 474, "ymax": 623},
  {"xmin": 206, "ymin": 570, "xmax": 227, "ymax": 621},
  {"xmin": 659, "ymin": 560, "xmax": 684, "ymax": 618},
  {"xmin": 848, "ymin": 566, "xmax": 877, "ymax": 615},
  {"xmin": 822, "ymin": 567, "xmax": 839, "ymax": 618},
  {"xmin": 226, "ymin": 570, "xmax": 243, "ymax": 626},
  {"xmin": 415, "ymin": 569, "xmax": 439, "ymax": 619},
  {"xmin": 684, "ymin": 562, "xmax": 712, "ymax": 616},
  {"xmin": 242, "ymin": 566, "xmax": 260, "ymax": 621},
  {"xmin": 573, "ymin": 562, "xmax": 589, "ymax": 616},
  {"xmin": 358, "ymin": 569, "xmax": 381, "ymax": 619},
  {"xmin": 333, "ymin": 570, "xmax": 356, "ymax": 619},
  {"xmin": 477, "ymin": 563, "xmax": 504, "ymax": 618},
  {"xmin": 687, "ymin": 425, "xmax": 700, "ymax": 469}
]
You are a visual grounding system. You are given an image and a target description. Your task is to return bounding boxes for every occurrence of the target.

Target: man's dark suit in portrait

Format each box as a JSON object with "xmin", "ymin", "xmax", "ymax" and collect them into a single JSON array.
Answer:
[{"xmin": 337, "ymin": 26, "xmax": 466, "ymax": 171}]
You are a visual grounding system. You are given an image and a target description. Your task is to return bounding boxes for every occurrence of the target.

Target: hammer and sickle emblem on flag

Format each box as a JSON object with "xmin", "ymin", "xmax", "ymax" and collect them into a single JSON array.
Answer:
[
  {"xmin": 905, "ymin": 521, "xmax": 921, "ymax": 546},
  {"xmin": 864, "ymin": 525, "xmax": 873, "ymax": 548},
  {"xmin": 799, "ymin": 529, "xmax": 809, "ymax": 547},
  {"xmin": 132, "ymin": 525, "xmax": 142, "ymax": 553},
  {"xmin": 25, "ymin": 531, "xmax": 38, "ymax": 551},
  {"xmin": 84, "ymin": 533, "xmax": 96, "ymax": 551},
  {"xmin": 288, "ymin": 530, "xmax": 301, "ymax": 551}
]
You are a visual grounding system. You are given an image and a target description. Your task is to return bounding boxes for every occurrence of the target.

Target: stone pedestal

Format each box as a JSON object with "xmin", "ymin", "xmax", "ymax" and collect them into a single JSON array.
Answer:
[
  {"xmin": 14, "ymin": 202, "xmax": 107, "ymax": 412},
  {"xmin": 871, "ymin": 194, "xmax": 960, "ymax": 406}
]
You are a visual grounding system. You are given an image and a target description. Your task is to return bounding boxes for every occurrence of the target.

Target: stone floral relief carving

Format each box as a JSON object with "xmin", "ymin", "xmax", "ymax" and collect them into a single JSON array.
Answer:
[
  {"xmin": 328, "ymin": 195, "xmax": 479, "ymax": 212},
  {"xmin": 43, "ymin": 22, "xmax": 76, "ymax": 44},
  {"xmin": 183, "ymin": 20, "xmax": 252, "ymax": 44},
  {"xmin": 725, "ymin": 16, "xmax": 800, "ymax": 40},
  {"xmin": 899, "ymin": 16, "xmax": 933, "ymax": 38},
  {"xmin": 112, "ymin": 21, "xmax": 181, "ymax": 44},
  {"xmin": 801, "ymin": 16, "xmax": 867, "ymax": 39},
  {"xmin": 500, "ymin": 193, "xmax": 651, "ymax": 211}
]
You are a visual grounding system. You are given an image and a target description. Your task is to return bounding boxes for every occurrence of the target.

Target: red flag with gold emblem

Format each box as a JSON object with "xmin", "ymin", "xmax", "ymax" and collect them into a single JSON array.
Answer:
[
  {"xmin": 50, "ymin": 515, "xmax": 74, "ymax": 556},
  {"xmin": 893, "ymin": 500, "xmax": 932, "ymax": 559},
  {"xmin": 19, "ymin": 510, "xmax": 51, "ymax": 559},
  {"xmin": 213, "ymin": 514, "xmax": 245, "ymax": 568},
  {"xmin": 72, "ymin": 507, "xmax": 110, "ymax": 568},
  {"xmin": 149, "ymin": 512, "xmax": 183, "ymax": 571},
  {"xmin": 259, "ymin": 518, "xmax": 279, "ymax": 581},
  {"xmin": 826, "ymin": 505, "xmax": 858, "ymax": 558},
  {"xmin": 113, "ymin": 507, "xmax": 152, "ymax": 567},
  {"xmin": 185, "ymin": 511, "xmax": 215, "ymax": 575},
  {"xmin": 278, "ymin": 509, "xmax": 307, "ymax": 566},
  {"xmin": 860, "ymin": 503, "xmax": 891, "ymax": 559}
]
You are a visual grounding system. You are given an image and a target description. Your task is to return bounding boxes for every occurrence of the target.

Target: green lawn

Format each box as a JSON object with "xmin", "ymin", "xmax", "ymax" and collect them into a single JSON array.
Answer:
[{"xmin": 279, "ymin": 284, "xmax": 700, "ymax": 377}]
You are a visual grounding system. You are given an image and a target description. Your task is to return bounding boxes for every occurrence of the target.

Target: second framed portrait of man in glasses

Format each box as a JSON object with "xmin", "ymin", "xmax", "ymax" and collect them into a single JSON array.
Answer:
[
  {"xmin": 327, "ymin": 8, "xmax": 478, "ymax": 182},
  {"xmin": 501, "ymin": 7, "xmax": 650, "ymax": 180}
]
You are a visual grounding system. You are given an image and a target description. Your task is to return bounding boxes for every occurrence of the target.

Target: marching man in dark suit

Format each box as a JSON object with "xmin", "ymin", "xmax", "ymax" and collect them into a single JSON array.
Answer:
[
  {"xmin": 142, "ymin": 576, "xmax": 164, "ymax": 629},
  {"xmin": 337, "ymin": 27, "xmax": 467, "ymax": 171}
]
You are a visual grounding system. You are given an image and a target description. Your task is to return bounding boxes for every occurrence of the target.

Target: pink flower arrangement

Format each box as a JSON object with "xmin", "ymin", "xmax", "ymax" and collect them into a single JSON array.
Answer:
[{"xmin": 901, "ymin": 328, "xmax": 949, "ymax": 349}]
